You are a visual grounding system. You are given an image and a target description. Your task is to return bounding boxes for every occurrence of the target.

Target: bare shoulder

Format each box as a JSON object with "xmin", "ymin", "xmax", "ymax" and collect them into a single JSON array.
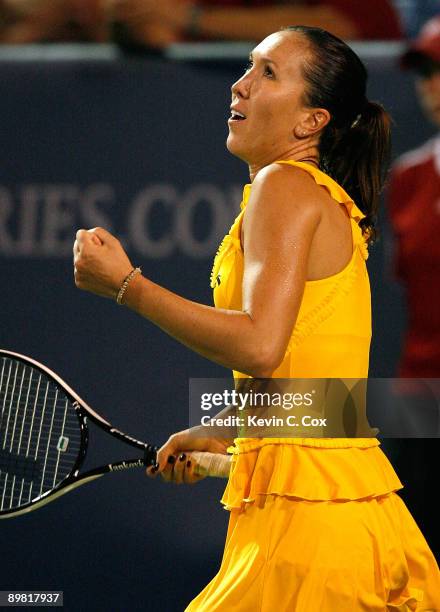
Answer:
[
  {"xmin": 243, "ymin": 163, "xmax": 323, "ymax": 234},
  {"xmin": 255, "ymin": 161, "xmax": 319, "ymax": 185}
]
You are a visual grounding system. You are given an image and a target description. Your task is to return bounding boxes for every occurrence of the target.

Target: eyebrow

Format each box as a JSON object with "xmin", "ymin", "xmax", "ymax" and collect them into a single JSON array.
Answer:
[{"xmin": 249, "ymin": 53, "xmax": 278, "ymax": 67}]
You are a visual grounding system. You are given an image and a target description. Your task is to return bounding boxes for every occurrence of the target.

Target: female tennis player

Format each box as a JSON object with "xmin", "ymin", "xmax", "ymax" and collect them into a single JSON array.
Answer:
[{"xmin": 73, "ymin": 26, "xmax": 440, "ymax": 610}]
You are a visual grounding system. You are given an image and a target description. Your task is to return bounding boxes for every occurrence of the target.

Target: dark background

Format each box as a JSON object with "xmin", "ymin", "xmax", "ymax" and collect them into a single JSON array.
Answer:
[{"xmin": 0, "ymin": 45, "xmax": 437, "ymax": 610}]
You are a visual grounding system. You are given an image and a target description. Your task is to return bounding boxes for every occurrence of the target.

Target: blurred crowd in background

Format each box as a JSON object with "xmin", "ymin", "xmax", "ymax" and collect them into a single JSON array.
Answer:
[{"xmin": 0, "ymin": 0, "xmax": 438, "ymax": 47}]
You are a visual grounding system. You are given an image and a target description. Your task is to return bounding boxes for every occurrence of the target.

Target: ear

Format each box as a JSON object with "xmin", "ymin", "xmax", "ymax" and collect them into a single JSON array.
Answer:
[{"xmin": 294, "ymin": 108, "xmax": 331, "ymax": 139}]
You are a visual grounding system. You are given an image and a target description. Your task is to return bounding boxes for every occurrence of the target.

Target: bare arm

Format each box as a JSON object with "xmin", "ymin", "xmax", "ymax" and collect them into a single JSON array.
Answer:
[{"xmin": 74, "ymin": 164, "xmax": 322, "ymax": 377}]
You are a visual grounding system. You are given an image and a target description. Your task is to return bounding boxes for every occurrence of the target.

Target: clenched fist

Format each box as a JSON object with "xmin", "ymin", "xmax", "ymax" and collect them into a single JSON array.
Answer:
[{"xmin": 73, "ymin": 227, "xmax": 135, "ymax": 299}]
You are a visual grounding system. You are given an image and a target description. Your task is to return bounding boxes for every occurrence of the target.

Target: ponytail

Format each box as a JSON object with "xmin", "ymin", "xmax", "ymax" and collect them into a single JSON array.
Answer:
[
  {"xmin": 319, "ymin": 101, "xmax": 391, "ymax": 243},
  {"xmin": 284, "ymin": 25, "xmax": 392, "ymax": 244}
]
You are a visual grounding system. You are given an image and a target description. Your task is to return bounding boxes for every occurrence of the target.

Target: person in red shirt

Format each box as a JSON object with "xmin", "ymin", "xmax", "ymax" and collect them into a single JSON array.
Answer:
[
  {"xmin": 388, "ymin": 16, "xmax": 440, "ymax": 378},
  {"xmin": 386, "ymin": 16, "xmax": 440, "ymax": 561}
]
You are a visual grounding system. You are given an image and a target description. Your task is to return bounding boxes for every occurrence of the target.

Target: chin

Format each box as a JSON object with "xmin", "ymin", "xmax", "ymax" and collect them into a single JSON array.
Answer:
[{"xmin": 226, "ymin": 133, "xmax": 249, "ymax": 162}]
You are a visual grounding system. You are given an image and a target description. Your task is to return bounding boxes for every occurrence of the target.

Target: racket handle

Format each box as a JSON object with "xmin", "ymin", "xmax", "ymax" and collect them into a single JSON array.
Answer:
[{"xmin": 191, "ymin": 451, "xmax": 232, "ymax": 478}]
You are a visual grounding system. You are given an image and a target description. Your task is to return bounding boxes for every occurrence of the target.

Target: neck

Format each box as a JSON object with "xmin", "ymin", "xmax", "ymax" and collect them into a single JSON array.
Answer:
[{"xmin": 248, "ymin": 141, "xmax": 320, "ymax": 181}]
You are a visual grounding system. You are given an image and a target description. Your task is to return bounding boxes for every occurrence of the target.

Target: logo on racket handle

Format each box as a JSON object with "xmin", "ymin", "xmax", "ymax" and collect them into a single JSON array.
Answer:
[{"xmin": 109, "ymin": 459, "xmax": 146, "ymax": 471}]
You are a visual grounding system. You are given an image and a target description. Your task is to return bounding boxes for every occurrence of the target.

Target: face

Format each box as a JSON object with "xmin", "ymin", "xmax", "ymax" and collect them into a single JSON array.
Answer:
[
  {"xmin": 226, "ymin": 31, "xmax": 312, "ymax": 167},
  {"xmin": 416, "ymin": 62, "xmax": 440, "ymax": 127}
]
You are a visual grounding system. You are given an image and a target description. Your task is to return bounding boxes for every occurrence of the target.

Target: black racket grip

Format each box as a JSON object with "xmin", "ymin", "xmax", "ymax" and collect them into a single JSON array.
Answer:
[{"xmin": 145, "ymin": 445, "xmax": 158, "ymax": 468}]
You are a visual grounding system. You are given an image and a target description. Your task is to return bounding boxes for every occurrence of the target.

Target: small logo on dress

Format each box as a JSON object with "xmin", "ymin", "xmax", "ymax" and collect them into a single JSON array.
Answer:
[{"xmin": 216, "ymin": 274, "xmax": 221, "ymax": 286}]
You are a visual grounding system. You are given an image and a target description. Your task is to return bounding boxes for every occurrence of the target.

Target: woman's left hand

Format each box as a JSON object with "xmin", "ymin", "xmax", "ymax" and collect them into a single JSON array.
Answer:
[{"xmin": 73, "ymin": 227, "xmax": 134, "ymax": 299}]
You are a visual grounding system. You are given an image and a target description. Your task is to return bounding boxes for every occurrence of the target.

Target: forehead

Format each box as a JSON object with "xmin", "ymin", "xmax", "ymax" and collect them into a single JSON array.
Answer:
[{"xmin": 251, "ymin": 31, "xmax": 310, "ymax": 73}]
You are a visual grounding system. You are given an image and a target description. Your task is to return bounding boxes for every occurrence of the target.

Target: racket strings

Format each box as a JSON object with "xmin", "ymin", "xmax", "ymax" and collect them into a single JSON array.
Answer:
[{"xmin": 0, "ymin": 357, "xmax": 82, "ymax": 512}]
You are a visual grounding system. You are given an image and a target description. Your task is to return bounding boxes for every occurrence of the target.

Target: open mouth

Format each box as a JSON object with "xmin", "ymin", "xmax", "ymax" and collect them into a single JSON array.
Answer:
[{"xmin": 229, "ymin": 110, "xmax": 246, "ymax": 121}]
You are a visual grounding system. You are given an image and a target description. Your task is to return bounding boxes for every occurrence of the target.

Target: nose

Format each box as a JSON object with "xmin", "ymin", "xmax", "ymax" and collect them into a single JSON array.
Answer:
[{"xmin": 231, "ymin": 71, "xmax": 251, "ymax": 99}]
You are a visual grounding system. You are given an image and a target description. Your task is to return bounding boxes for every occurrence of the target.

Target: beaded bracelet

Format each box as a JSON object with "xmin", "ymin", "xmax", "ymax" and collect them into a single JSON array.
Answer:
[{"xmin": 116, "ymin": 267, "xmax": 142, "ymax": 305}]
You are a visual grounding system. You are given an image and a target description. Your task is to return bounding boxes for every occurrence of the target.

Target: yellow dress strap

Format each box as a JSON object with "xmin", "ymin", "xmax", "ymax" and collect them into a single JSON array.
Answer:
[
  {"xmin": 275, "ymin": 160, "xmax": 369, "ymax": 259},
  {"xmin": 238, "ymin": 161, "xmax": 366, "ymax": 222},
  {"xmin": 239, "ymin": 184, "xmax": 252, "ymax": 211},
  {"xmin": 213, "ymin": 159, "xmax": 370, "ymax": 292},
  {"xmin": 275, "ymin": 160, "xmax": 365, "ymax": 219}
]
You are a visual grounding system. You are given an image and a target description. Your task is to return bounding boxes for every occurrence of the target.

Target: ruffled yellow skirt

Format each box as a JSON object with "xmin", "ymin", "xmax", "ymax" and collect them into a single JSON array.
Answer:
[{"xmin": 185, "ymin": 439, "xmax": 440, "ymax": 611}]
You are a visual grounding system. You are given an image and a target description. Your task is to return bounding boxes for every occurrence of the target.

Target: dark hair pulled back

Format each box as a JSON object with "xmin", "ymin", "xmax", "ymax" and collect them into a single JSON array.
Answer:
[{"xmin": 285, "ymin": 25, "xmax": 391, "ymax": 243}]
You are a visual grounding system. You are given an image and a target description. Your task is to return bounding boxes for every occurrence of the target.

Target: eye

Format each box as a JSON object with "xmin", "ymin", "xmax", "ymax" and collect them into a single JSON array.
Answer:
[
  {"xmin": 263, "ymin": 65, "xmax": 274, "ymax": 78},
  {"xmin": 243, "ymin": 59, "xmax": 274, "ymax": 78}
]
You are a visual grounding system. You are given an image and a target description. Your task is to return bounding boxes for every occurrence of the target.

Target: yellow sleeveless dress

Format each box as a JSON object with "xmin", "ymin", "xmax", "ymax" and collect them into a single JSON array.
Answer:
[{"xmin": 185, "ymin": 161, "xmax": 440, "ymax": 611}]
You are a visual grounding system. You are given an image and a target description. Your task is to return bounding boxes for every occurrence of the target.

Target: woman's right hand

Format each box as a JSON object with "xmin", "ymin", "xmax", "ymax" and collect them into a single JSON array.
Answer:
[{"xmin": 146, "ymin": 428, "xmax": 232, "ymax": 484}]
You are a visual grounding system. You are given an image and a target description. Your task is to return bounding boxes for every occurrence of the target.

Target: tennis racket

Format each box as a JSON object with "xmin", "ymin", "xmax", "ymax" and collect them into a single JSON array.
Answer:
[{"xmin": 0, "ymin": 350, "xmax": 231, "ymax": 520}]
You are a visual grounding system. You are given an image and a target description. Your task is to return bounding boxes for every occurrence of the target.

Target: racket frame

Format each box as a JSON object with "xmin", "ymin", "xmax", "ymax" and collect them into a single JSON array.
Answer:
[{"xmin": 0, "ymin": 349, "xmax": 157, "ymax": 519}]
